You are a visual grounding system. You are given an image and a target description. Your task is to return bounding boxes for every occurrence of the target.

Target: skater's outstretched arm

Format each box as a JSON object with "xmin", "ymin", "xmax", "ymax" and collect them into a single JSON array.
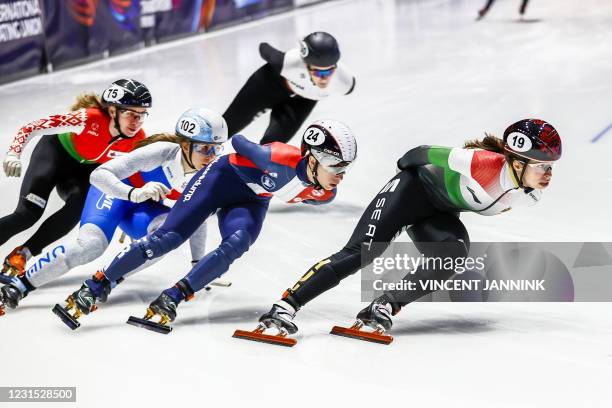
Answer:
[
  {"xmin": 231, "ymin": 134, "xmax": 296, "ymax": 174},
  {"xmin": 90, "ymin": 142, "xmax": 176, "ymax": 200},
  {"xmin": 3, "ymin": 109, "xmax": 91, "ymax": 177},
  {"xmin": 259, "ymin": 42, "xmax": 284, "ymax": 74}
]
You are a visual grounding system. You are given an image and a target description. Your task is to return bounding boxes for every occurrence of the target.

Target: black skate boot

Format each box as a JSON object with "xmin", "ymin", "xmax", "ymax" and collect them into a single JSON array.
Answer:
[
  {"xmin": 0, "ymin": 284, "xmax": 25, "ymax": 311},
  {"xmin": 330, "ymin": 295, "xmax": 397, "ymax": 345},
  {"xmin": 356, "ymin": 294, "xmax": 395, "ymax": 331},
  {"xmin": 127, "ymin": 293, "xmax": 178, "ymax": 334},
  {"xmin": 259, "ymin": 300, "xmax": 298, "ymax": 334},
  {"xmin": 476, "ymin": 7, "xmax": 489, "ymax": 21},
  {"xmin": 52, "ymin": 271, "xmax": 111, "ymax": 330},
  {"xmin": 233, "ymin": 300, "xmax": 299, "ymax": 347}
]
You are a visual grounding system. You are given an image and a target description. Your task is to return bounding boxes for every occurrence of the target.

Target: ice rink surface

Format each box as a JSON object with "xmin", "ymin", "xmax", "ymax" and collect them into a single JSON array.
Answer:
[{"xmin": 1, "ymin": 0, "xmax": 612, "ymax": 406}]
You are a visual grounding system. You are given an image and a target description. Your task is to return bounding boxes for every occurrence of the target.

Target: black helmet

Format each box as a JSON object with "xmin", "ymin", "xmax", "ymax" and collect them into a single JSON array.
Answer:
[
  {"xmin": 300, "ymin": 32, "xmax": 340, "ymax": 67},
  {"xmin": 101, "ymin": 79, "xmax": 152, "ymax": 108},
  {"xmin": 503, "ymin": 119, "xmax": 562, "ymax": 162}
]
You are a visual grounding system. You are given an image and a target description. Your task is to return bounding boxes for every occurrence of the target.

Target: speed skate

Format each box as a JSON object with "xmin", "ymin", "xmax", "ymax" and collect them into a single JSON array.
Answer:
[
  {"xmin": 233, "ymin": 323, "xmax": 297, "ymax": 347},
  {"xmin": 127, "ymin": 309, "xmax": 173, "ymax": 334},
  {"xmin": 330, "ymin": 320, "xmax": 393, "ymax": 345}
]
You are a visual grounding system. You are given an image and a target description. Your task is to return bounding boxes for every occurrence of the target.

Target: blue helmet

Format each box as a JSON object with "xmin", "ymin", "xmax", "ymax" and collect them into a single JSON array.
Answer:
[{"xmin": 175, "ymin": 108, "xmax": 228, "ymax": 144}]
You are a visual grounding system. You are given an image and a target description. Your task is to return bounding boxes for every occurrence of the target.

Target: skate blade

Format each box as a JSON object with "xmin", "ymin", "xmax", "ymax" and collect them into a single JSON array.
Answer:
[
  {"xmin": 127, "ymin": 316, "xmax": 172, "ymax": 334},
  {"xmin": 205, "ymin": 280, "xmax": 233, "ymax": 291},
  {"xmin": 52, "ymin": 304, "xmax": 80, "ymax": 330},
  {"xmin": 330, "ymin": 325, "xmax": 393, "ymax": 345},
  {"xmin": 233, "ymin": 329, "xmax": 297, "ymax": 347},
  {"xmin": 210, "ymin": 280, "xmax": 232, "ymax": 287}
]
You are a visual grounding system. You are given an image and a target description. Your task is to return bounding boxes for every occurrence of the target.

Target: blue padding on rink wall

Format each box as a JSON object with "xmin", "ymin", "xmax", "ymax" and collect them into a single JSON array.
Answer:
[{"xmin": 0, "ymin": 0, "xmax": 329, "ymax": 84}]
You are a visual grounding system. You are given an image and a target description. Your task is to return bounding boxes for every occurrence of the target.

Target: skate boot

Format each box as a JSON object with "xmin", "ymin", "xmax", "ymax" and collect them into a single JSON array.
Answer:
[
  {"xmin": 476, "ymin": 7, "xmax": 488, "ymax": 21},
  {"xmin": 330, "ymin": 295, "xmax": 396, "ymax": 345},
  {"xmin": 233, "ymin": 300, "xmax": 298, "ymax": 347},
  {"xmin": 0, "ymin": 283, "xmax": 24, "ymax": 312},
  {"xmin": 127, "ymin": 292, "xmax": 178, "ymax": 334},
  {"xmin": 52, "ymin": 271, "xmax": 111, "ymax": 330},
  {"xmin": 0, "ymin": 246, "xmax": 30, "ymax": 283}
]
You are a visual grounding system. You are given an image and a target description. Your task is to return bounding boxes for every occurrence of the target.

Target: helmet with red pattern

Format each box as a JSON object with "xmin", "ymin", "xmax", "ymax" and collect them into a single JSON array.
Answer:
[{"xmin": 503, "ymin": 119, "xmax": 562, "ymax": 162}]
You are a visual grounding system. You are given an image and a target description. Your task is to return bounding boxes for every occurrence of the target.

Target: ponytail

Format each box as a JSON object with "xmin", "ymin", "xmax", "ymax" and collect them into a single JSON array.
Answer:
[
  {"xmin": 70, "ymin": 92, "xmax": 106, "ymax": 111},
  {"xmin": 135, "ymin": 133, "xmax": 186, "ymax": 149},
  {"xmin": 464, "ymin": 133, "xmax": 505, "ymax": 153}
]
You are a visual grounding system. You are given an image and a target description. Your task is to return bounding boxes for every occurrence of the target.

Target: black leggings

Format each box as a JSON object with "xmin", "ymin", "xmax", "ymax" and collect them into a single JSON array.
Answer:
[
  {"xmin": 223, "ymin": 64, "xmax": 317, "ymax": 144},
  {"xmin": 0, "ymin": 135, "xmax": 98, "ymax": 256},
  {"xmin": 284, "ymin": 169, "xmax": 470, "ymax": 312}
]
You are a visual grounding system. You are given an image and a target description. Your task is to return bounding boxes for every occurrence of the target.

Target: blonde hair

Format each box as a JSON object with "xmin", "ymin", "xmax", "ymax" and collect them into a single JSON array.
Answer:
[
  {"xmin": 70, "ymin": 92, "xmax": 106, "ymax": 111},
  {"xmin": 464, "ymin": 133, "xmax": 505, "ymax": 154},
  {"xmin": 135, "ymin": 133, "xmax": 186, "ymax": 149}
]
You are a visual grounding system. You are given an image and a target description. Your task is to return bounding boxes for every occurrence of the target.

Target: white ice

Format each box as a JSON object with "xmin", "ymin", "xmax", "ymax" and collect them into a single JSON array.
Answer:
[{"xmin": 0, "ymin": 0, "xmax": 611, "ymax": 407}]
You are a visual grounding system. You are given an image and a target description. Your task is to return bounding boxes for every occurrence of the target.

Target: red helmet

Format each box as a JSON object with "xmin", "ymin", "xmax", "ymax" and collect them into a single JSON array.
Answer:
[{"xmin": 503, "ymin": 119, "xmax": 562, "ymax": 162}]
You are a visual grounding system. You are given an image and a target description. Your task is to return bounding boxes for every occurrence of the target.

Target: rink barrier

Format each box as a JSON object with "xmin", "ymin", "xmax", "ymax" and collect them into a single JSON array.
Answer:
[{"xmin": 0, "ymin": 0, "xmax": 332, "ymax": 84}]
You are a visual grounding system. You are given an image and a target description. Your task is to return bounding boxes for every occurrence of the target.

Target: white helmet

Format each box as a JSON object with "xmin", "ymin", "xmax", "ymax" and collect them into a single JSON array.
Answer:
[
  {"xmin": 175, "ymin": 108, "xmax": 228, "ymax": 145},
  {"xmin": 301, "ymin": 119, "xmax": 357, "ymax": 174}
]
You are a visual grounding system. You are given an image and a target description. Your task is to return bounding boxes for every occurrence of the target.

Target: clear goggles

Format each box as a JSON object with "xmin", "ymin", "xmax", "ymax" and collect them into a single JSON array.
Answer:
[
  {"xmin": 192, "ymin": 142, "xmax": 223, "ymax": 157},
  {"xmin": 527, "ymin": 161, "xmax": 554, "ymax": 175},
  {"xmin": 312, "ymin": 149, "xmax": 353, "ymax": 175},
  {"xmin": 308, "ymin": 65, "xmax": 337, "ymax": 79},
  {"xmin": 118, "ymin": 108, "xmax": 149, "ymax": 123}
]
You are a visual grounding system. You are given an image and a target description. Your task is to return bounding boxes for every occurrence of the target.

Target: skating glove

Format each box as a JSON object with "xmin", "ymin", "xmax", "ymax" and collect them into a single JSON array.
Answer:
[
  {"xmin": 3, "ymin": 152, "xmax": 21, "ymax": 177},
  {"xmin": 128, "ymin": 182, "xmax": 170, "ymax": 203}
]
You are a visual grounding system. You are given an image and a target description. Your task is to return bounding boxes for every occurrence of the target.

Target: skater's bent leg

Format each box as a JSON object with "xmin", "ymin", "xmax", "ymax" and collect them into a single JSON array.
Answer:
[
  {"xmin": 0, "ymin": 198, "xmax": 45, "ymax": 247},
  {"xmin": 23, "ymin": 184, "xmax": 89, "ymax": 255},
  {"xmin": 169, "ymin": 202, "xmax": 268, "ymax": 300},
  {"xmin": 25, "ymin": 223, "xmax": 109, "ymax": 289},
  {"xmin": 260, "ymin": 98, "xmax": 316, "ymax": 144},
  {"xmin": 223, "ymin": 65, "xmax": 288, "ymax": 136},
  {"xmin": 176, "ymin": 229, "xmax": 252, "ymax": 299},
  {"xmin": 117, "ymin": 212, "xmax": 171, "ymax": 279},
  {"xmin": 384, "ymin": 213, "xmax": 470, "ymax": 310},
  {"xmin": 283, "ymin": 170, "xmax": 432, "ymax": 310},
  {"xmin": 0, "ymin": 136, "xmax": 61, "ymax": 248},
  {"xmin": 102, "ymin": 228, "xmax": 186, "ymax": 284},
  {"xmin": 282, "ymin": 249, "xmax": 361, "ymax": 309}
]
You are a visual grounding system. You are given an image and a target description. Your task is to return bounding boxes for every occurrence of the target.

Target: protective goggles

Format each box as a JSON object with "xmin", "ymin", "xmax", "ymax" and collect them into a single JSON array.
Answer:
[
  {"xmin": 308, "ymin": 65, "xmax": 337, "ymax": 79},
  {"xmin": 192, "ymin": 142, "xmax": 223, "ymax": 157},
  {"xmin": 312, "ymin": 149, "xmax": 353, "ymax": 175},
  {"xmin": 118, "ymin": 108, "xmax": 149, "ymax": 122},
  {"xmin": 527, "ymin": 161, "xmax": 554, "ymax": 175}
]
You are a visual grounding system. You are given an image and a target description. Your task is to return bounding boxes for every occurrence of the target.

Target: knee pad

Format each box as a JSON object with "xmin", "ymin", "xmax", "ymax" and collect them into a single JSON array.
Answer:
[
  {"xmin": 140, "ymin": 229, "xmax": 185, "ymax": 259},
  {"xmin": 218, "ymin": 230, "xmax": 252, "ymax": 263},
  {"xmin": 65, "ymin": 224, "xmax": 109, "ymax": 268}
]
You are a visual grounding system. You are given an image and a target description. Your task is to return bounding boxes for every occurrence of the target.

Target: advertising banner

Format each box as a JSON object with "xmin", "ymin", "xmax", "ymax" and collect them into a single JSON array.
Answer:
[
  {"xmin": 142, "ymin": 0, "xmax": 201, "ymax": 44},
  {"xmin": 44, "ymin": 0, "xmax": 102, "ymax": 68},
  {"xmin": 0, "ymin": 0, "xmax": 45, "ymax": 81},
  {"xmin": 208, "ymin": 0, "xmax": 292, "ymax": 30},
  {"xmin": 294, "ymin": 0, "xmax": 321, "ymax": 6}
]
